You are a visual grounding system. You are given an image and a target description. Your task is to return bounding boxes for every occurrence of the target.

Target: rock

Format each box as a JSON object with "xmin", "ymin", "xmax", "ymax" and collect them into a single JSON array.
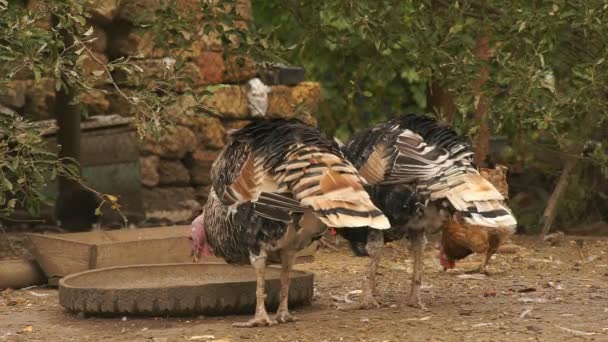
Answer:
[
  {"xmin": 544, "ymin": 231, "xmax": 565, "ymax": 246},
  {"xmin": 158, "ymin": 160, "xmax": 191, "ymax": 186},
  {"xmin": 79, "ymin": 89, "xmax": 110, "ymax": 116},
  {"xmin": 142, "ymin": 187, "xmax": 198, "ymax": 223},
  {"xmin": 194, "ymin": 51, "xmax": 225, "ymax": 85},
  {"xmin": 76, "ymin": 52, "xmax": 109, "ymax": 86},
  {"xmin": 23, "ymin": 78, "xmax": 55, "ymax": 120},
  {"xmin": 0, "ymin": 81, "xmax": 28, "ymax": 109},
  {"xmin": 142, "ymin": 125, "xmax": 198, "ymax": 159},
  {"xmin": 88, "ymin": 0, "xmax": 120, "ymax": 24},
  {"xmin": 197, "ymin": 20, "xmax": 248, "ymax": 52},
  {"xmin": 526, "ymin": 325, "xmax": 543, "ymax": 333},
  {"xmin": 267, "ymin": 82, "xmax": 320, "ymax": 125},
  {"xmin": 222, "ymin": 119, "xmax": 250, "ymax": 133},
  {"xmin": 117, "ymin": 0, "xmax": 163, "ymax": 23},
  {"xmin": 110, "ymin": 28, "xmax": 200, "ymax": 59},
  {"xmin": 140, "ymin": 156, "xmax": 160, "ymax": 187},
  {"xmin": 197, "ymin": 83, "xmax": 320, "ymax": 123},
  {"xmin": 193, "ymin": 116, "xmax": 226, "ymax": 149},
  {"xmin": 188, "ymin": 149, "xmax": 219, "ymax": 185},
  {"xmin": 87, "ymin": 24, "xmax": 108, "ymax": 53},
  {"xmin": 118, "ymin": 59, "xmax": 200, "ymax": 91},
  {"xmin": 498, "ymin": 243, "xmax": 520, "ymax": 254},
  {"xmin": 118, "ymin": 0, "xmax": 201, "ymax": 24},
  {"xmin": 202, "ymin": 85, "xmax": 249, "ymax": 119},
  {"xmin": 193, "ymin": 52, "xmax": 256, "ymax": 85},
  {"xmin": 459, "ymin": 308, "xmax": 473, "ymax": 316},
  {"xmin": 27, "ymin": 0, "xmax": 52, "ymax": 30},
  {"xmin": 194, "ymin": 185, "xmax": 212, "ymax": 202},
  {"xmin": 164, "ymin": 94, "xmax": 199, "ymax": 125},
  {"xmin": 223, "ymin": 55, "xmax": 257, "ymax": 84}
]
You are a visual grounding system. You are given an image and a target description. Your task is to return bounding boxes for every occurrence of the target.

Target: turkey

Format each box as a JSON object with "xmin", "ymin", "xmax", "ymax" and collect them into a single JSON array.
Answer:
[
  {"xmin": 190, "ymin": 118, "xmax": 390, "ymax": 327},
  {"xmin": 339, "ymin": 114, "xmax": 517, "ymax": 309}
]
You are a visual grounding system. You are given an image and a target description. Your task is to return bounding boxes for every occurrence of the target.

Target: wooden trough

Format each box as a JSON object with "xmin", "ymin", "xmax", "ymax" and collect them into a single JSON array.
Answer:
[{"xmin": 26, "ymin": 226, "xmax": 317, "ymax": 281}]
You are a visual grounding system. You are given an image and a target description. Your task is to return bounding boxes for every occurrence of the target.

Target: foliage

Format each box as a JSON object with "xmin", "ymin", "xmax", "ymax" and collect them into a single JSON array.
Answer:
[
  {"xmin": 0, "ymin": 0, "xmax": 221, "ymax": 218},
  {"xmin": 0, "ymin": 106, "xmax": 78, "ymax": 217},
  {"xmin": 250, "ymin": 1, "xmax": 608, "ymax": 229}
]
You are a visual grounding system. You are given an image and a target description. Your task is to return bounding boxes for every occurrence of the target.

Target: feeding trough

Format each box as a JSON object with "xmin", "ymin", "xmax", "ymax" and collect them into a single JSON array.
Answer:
[
  {"xmin": 26, "ymin": 226, "xmax": 317, "ymax": 282},
  {"xmin": 58, "ymin": 263, "xmax": 314, "ymax": 316}
]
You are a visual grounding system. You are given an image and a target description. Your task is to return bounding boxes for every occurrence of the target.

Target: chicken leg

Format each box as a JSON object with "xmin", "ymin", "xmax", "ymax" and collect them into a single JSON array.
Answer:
[
  {"xmin": 233, "ymin": 254, "xmax": 277, "ymax": 328},
  {"xmin": 275, "ymin": 250, "xmax": 298, "ymax": 323},
  {"xmin": 339, "ymin": 229, "xmax": 383, "ymax": 310},
  {"xmin": 407, "ymin": 229, "xmax": 426, "ymax": 309}
]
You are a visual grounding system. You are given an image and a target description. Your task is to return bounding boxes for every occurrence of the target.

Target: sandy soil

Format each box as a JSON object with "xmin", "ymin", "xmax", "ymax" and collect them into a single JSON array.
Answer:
[{"xmin": 1, "ymin": 236, "xmax": 608, "ymax": 342}]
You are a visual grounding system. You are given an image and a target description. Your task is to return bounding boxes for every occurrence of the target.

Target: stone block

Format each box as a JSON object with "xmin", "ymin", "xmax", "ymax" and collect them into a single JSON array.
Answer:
[
  {"xmin": 118, "ymin": 59, "xmax": 200, "ymax": 91},
  {"xmin": 192, "ymin": 116, "xmax": 226, "ymax": 149},
  {"xmin": 158, "ymin": 160, "xmax": 191, "ymax": 186},
  {"xmin": 142, "ymin": 187, "xmax": 199, "ymax": 223},
  {"xmin": 79, "ymin": 89, "xmax": 110, "ymax": 116},
  {"xmin": 202, "ymin": 85, "xmax": 249, "ymax": 118},
  {"xmin": 142, "ymin": 125, "xmax": 198, "ymax": 159},
  {"xmin": 194, "ymin": 185, "xmax": 212, "ymax": 202},
  {"xmin": 118, "ymin": 0, "xmax": 202, "ymax": 24},
  {"xmin": 189, "ymin": 149, "xmax": 219, "ymax": 185},
  {"xmin": 192, "ymin": 52, "xmax": 256, "ymax": 85},
  {"xmin": 88, "ymin": 0, "xmax": 120, "ymax": 25},
  {"xmin": 76, "ymin": 52, "xmax": 109, "ymax": 86},
  {"xmin": 140, "ymin": 155, "xmax": 160, "ymax": 187},
  {"xmin": 88, "ymin": 24, "xmax": 108, "ymax": 53},
  {"xmin": 23, "ymin": 78, "xmax": 55, "ymax": 121}
]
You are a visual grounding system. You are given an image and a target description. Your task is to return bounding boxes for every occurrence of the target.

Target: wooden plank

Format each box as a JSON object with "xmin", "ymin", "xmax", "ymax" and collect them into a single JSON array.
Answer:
[
  {"xmin": 26, "ymin": 234, "xmax": 93, "ymax": 277},
  {"xmin": 27, "ymin": 226, "xmax": 318, "ymax": 277},
  {"xmin": 95, "ymin": 237, "xmax": 193, "ymax": 268}
]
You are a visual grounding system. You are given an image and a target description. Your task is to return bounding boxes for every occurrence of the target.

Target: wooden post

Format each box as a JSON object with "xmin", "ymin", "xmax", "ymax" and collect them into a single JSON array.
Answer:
[
  {"xmin": 539, "ymin": 158, "xmax": 577, "ymax": 237},
  {"xmin": 52, "ymin": 15, "xmax": 97, "ymax": 231},
  {"xmin": 427, "ymin": 79, "xmax": 456, "ymax": 125}
]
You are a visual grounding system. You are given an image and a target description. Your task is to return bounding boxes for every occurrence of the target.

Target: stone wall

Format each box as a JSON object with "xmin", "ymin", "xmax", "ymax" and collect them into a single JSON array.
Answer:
[
  {"xmin": 140, "ymin": 82, "xmax": 320, "ymax": 224},
  {"xmin": 0, "ymin": 0, "xmax": 321, "ymax": 226}
]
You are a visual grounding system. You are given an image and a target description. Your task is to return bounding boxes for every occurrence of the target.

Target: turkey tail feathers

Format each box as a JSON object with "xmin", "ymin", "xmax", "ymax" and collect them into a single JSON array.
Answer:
[
  {"xmin": 279, "ymin": 148, "xmax": 391, "ymax": 230},
  {"xmin": 432, "ymin": 172, "xmax": 517, "ymax": 230}
]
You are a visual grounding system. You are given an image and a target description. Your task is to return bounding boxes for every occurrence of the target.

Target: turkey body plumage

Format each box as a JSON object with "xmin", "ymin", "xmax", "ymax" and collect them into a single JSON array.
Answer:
[
  {"xmin": 339, "ymin": 114, "xmax": 517, "ymax": 309},
  {"xmin": 191, "ymin": 118, "xmax": 390, "ymax": 327}
]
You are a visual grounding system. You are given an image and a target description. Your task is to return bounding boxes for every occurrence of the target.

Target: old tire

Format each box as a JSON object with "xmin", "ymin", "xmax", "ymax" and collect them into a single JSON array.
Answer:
[{"xmin": 59, "ymin": 263, "xmax": 313, "ymax": 316}]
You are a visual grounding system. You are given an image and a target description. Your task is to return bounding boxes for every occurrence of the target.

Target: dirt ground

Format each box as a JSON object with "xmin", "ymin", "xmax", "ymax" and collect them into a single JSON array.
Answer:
[{"xmin": 1, "ymin": 235, "xmax": 608, "ymax": 342}]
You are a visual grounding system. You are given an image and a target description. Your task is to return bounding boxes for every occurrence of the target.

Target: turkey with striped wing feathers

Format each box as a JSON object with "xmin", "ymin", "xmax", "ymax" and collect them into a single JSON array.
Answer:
[
  {"xmin": 190, "ymin": 118, "xmax": 390, "ymax": 327},
  {"xmin": 339, "ymin": 114, "xmax": 517, "ymax": 309}
]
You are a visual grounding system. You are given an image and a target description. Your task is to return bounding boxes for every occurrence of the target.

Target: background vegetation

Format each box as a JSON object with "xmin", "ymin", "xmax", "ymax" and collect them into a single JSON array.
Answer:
[{"xmin": 1, "ymin": 0, "xmax": 607, "ymax": 233}]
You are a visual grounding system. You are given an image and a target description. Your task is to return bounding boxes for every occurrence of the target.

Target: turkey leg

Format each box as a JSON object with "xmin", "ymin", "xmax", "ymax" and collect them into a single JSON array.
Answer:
[
  {"xmin": 407, "ymin": 230, "xmax": 427, "ymax": 309},
  {"xmin": 233, "ymin": 254, "xmax": 277, "ymax": 328},
  {"xmin": 339, "ymin": 229, "xmax": 383, "ymax": 310},
  {"xmin": 275, "ymin": 250, "xmax": 297, "ymax": 323}
]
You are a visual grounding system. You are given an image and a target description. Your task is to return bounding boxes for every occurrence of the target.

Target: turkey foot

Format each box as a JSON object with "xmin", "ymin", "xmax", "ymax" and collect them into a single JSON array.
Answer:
[
  {"xmin": 406, "ymin": 289, "xmax": 426, "ymax": 310},
  {"xmin": 274, "ymin": 309, "xmax": 298, "ymax": 323},
  {"xmin": 339, "ymin": 230, "xmax": 383, "ymax": 311},
  {"xmin": 232, "ymin": 313, "xmax": 277, "ymax": 328},
  {"xmin": 234, "ymin": 254, "xmax": 277, "ymax": 328},
  {"xmin": 407, "ymin": 230, "xmax": 427, "ymax": 310}
]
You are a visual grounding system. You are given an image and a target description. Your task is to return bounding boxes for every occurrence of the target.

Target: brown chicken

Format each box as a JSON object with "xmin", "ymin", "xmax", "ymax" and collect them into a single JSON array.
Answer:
[{"xmin": 439, "ymin": 164, "xmax": 514, "ymax": 274}]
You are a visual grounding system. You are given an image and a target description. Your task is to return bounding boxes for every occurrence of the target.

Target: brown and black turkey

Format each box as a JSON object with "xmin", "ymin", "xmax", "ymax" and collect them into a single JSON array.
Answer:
[
  {"xmin": 190, "ymin": 118, "xmax": 389, "ymax": 327},
  {"xmin": 338, "ymin": 114, "xmax": 517, "ymax": 309}
]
